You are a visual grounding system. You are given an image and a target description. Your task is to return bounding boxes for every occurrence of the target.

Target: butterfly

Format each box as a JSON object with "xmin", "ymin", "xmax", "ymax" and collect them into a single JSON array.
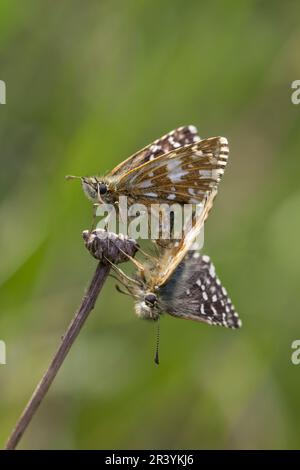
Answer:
[
  {"xmin": 66, "ymin": 126, "xmax": 228, "ymax": 240},
  {"xmin": 111, "ymin": 189, "xmax": 241, "ymax": 330},
  {"xmin": 144, "ymin": 251, "xmax": 241, "ymax": 329}
]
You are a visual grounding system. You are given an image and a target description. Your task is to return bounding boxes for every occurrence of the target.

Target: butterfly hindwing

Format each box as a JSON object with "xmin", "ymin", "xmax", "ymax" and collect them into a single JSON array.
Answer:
[
  {"xmin": 159, "ymin": 252, "xmax": 241, "ymax": 329},
  {"xmin": 149, "ymin": 188, "xmax": 217, "ymax": 287}
]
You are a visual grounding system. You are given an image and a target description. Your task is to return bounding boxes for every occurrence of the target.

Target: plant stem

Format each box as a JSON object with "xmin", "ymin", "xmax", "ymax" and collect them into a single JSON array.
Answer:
[{"xmin": 5, "ymin": 262, "xmax": 110, "ymax": 450}]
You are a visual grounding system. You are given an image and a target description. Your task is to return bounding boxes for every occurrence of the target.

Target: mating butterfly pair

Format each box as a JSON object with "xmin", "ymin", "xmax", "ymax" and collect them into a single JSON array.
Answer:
[{"xmin": 69, "ymin": 125, "xmax": 241, "ymax": 331}]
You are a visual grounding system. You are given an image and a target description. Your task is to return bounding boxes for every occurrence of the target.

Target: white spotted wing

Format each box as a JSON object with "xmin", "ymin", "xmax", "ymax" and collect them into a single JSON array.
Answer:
[
  {"xmin": 115, "ymin": 137, "xmax": 228, "ymax": 205},
  {"xmin": 159, "ymin": 252, "xmax": 241, "ymax": 329},
  {"xmin": 110, "ymin": 125, "xmax": 201, "ymax": 177}
]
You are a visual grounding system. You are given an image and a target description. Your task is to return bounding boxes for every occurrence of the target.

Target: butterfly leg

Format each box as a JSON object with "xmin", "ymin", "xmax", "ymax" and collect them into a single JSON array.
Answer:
[
  {"xmin": 116, "ymin": 248, "xmax": 146, "ymax": 278},
  {"xmin": 136, "ymin": 245, "xmax": 158, "ymax": 264},
  {"xmin": 115, "ymin": 284, "xmax": 132, "ymax": 296},
  {"xmin": 105, "ymin": 257, "xmax": 141, "ymax": 288}
]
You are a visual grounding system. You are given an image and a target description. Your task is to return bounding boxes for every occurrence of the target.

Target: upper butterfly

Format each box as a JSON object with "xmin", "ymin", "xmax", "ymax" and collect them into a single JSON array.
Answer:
[{"xmin": 67, "ymin": 125, "xmax": 228, "ymax": 211}]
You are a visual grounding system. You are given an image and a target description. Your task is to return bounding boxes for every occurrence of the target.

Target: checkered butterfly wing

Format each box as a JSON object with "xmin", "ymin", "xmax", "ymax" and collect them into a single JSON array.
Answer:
[
  {"xmin": 159, "ymin": 252, "xmax": 241, "ymax": 329},
  {"xmin": 147, "ymin": 189, "xmax": 217, "ymax": 288},
  {"xmin": 110, "ymin": 125, "xmax": 200, "ymax": 177},
  {"xmin": 115, "ymin": 137, "xmax": 228, "ymax": 205}
]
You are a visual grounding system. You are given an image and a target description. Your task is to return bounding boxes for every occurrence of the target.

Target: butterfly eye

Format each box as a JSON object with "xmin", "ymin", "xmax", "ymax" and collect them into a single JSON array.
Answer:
[
  {"xmin": 98, "ymin": 182, "xmax": 108, "ymax": 195},
  {"xmin": 144, "ymin": 293, "xmax": 157, "ymax": 307}
]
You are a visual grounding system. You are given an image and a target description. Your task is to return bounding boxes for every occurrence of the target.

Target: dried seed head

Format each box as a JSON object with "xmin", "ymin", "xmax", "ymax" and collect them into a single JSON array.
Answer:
[{"xmin": 83, "ymin": 229, "xmax": 139, "ymax": 265}]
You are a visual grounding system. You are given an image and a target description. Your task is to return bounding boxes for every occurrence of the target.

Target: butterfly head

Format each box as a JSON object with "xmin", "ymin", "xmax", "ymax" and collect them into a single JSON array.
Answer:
[
  {"xmin": 135, "ymin": 291, "xmax": 161, "ymax": 321},
  {"xmin": 81, "ymin": 177, "xmax": 108, "ymax": 203},
  {"xmin": 66, "ymin": 175, "xmax": 113, "ymax": 204}
]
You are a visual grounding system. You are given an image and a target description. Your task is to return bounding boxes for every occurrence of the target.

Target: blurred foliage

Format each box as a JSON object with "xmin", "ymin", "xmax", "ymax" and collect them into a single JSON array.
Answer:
[{"xmin": 1, "ymin": 0, "xmax": 300, "ymax": 450}]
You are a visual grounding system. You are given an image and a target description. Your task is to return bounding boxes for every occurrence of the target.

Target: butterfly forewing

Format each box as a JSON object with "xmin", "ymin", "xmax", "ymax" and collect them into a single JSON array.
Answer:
[
  {"xmin": 116, "ymin": 137, "xmax": 228, "ymax": 205},
  {"xmin": 159, "ymin": 252, "xmax": 241, "ymax": 329},
  {"xmin": 110, "ymin": 125, "xmax": 200, "ymax": 177}
]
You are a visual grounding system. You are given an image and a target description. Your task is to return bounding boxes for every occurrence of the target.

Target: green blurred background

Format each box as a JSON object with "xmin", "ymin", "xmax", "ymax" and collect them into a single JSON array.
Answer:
[{"xmin": 1, "ymin": 0, "xmax": 300, "ymax": 450}]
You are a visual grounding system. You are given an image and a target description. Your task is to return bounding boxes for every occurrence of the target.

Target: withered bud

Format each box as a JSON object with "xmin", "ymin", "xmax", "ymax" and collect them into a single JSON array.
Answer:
[{"xmin": 83, "ymin": 229, "xmax": 139, "ymax": 264}]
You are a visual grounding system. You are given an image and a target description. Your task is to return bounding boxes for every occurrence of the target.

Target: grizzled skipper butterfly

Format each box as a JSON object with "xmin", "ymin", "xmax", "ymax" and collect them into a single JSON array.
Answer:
[
  {"xmin": 110, "ymin": 190, "xmax": 241, "ymax": 330},
  {"xmin": 66, "ymin": 125, "xmax": 228, "ymax": 240}
]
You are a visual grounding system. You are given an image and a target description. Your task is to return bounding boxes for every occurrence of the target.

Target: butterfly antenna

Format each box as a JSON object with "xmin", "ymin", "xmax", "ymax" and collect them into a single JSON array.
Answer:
[
  {"xmin": 154, "ymin": 319, "xmax": 160, "ymax": 366},
  {"xmin": 65, "ymin": 175, "xmax": 82, "ymax": 181}
]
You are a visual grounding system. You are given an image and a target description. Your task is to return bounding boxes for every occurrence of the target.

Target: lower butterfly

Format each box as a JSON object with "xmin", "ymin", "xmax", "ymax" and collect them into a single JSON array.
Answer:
[
  {"xmin": 110, "ymin": 190, "xmax": 241, "ymax": 329},
  {"xmin": 134, "ymin": 252, "xmax": 241, "ymax": 329}
]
